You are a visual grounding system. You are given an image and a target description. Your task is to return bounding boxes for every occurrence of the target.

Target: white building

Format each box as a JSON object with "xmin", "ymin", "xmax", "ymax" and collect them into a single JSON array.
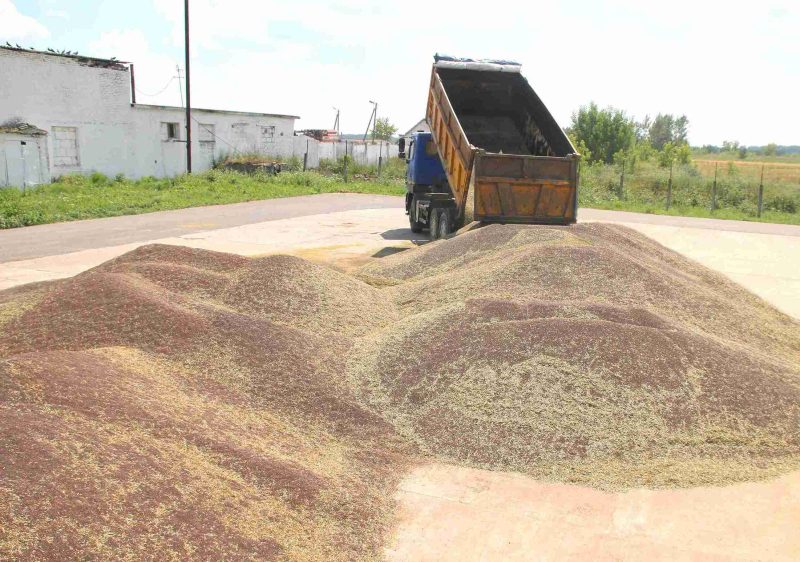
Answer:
[
  {"xmin": 402, "ymin": 118, "xmax": 430, "ymax": 137},
  {"xmin": 0, "ymin": 46, "xmax": 299, "ymax": 186}
]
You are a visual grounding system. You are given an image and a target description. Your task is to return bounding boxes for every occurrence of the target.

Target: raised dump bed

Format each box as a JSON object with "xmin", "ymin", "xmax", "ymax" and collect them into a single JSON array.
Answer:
[{"xmin": 426, "ymin": 56, "xmax": 579, "ymax": 227}]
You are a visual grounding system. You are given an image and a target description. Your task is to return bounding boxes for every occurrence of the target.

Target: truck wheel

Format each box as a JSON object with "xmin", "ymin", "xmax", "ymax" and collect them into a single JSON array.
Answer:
[
  {"xmin": 429, "ymin": 209, "xmax": 440, "ymax": 241},
  {"xmin": 409, "ymin": 196, "xmax": 424, "ymax": 233},
  {"xmin": 438, "ymin": 210, "xmax": 451, "ymax": 239}
]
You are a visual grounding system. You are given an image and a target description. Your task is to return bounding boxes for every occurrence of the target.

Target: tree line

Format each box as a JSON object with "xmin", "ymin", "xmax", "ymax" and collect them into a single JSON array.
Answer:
[{"xmin": 566, "ymin": 102, "xmax": 690, "ymax": 167}]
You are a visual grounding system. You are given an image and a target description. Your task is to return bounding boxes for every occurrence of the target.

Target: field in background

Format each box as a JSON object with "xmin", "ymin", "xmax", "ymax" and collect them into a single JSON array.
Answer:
[
  {"xmin": 579, "ymin": 157, "xmax": 800, "ymax": 225},
  {"xmin": 694, "ymin": 159, "xmax": 800, "ymax": 184}
]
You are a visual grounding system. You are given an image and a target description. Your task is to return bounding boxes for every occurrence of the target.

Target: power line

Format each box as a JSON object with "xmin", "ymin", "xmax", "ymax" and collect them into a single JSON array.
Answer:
[
  {"xmin": 190, "ymin": 115, "xmax": 239, "ymax": 153},
  {"xmin": 135, "ymin": 76, "xmax": 176, "ymax": 97}
]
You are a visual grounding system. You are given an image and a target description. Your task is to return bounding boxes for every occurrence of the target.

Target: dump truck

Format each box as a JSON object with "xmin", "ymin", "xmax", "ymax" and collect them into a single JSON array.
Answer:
[{"xmin": 400, "ymin": 55, "xmax": 579, "ymax": 239}]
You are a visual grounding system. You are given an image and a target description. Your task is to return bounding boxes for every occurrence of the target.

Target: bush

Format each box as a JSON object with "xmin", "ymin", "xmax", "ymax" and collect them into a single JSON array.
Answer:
[
  {"xmin": 766, "ymin": 195, "xmax": 798, "ymax": 214},
  {"xmin": 90, "ymin": 172, "xmax": 110, "ymax": 186}
]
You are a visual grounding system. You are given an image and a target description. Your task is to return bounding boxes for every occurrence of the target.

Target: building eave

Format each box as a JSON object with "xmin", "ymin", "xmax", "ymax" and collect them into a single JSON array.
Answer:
[
  {"xmin": 133, "ymin": 103, "xmax": 299, "ymax": 120},
  {"xmin": 0, "ymin": 45, "xmax": 129, "ymax": 70}
]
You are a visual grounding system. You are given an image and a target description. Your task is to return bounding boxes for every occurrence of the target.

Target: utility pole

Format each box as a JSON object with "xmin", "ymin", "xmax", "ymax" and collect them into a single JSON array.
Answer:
[
  {"xmin": 363, "ymin": 100, "xmax": 377, "ymax": 142},
  {"xmin": 332, "ymin": 107, "xmax": 340, "ymax": 135},
  {"xmin": 175, "ymin": 65, "xmax": 184, "ymax": 107},
  {"xmin": 184, "ymin": 0, "xmax": 192, "ymax": 174}
]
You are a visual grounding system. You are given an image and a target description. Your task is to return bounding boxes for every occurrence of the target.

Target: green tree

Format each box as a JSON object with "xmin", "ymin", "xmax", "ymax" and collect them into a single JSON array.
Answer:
[
  {"xmin": 648, "ymin": 113, "xmax": 689, "ymax": 150},
  {"xmin": 567, "ymin": 102, "xmax": 635, "ymax": 164},
  {"xmin": 658, "ymin": 142, "xmax": 691, "ymax": 167},
  {"xmin": 372, "ymin": 117, "xmax": 397, "ymax": 141},
  {"xmin": 764, "ymin": 143, "xmax": 778, "ymax": 156},
  {"xmin": 567, "ymin": 131, "xmax": 592, "ymax": 162},
  {"xmin": 634, "ymin": 115, "xmax": 652, "ymax": 142},
  {"xmin": 738, "ymin": 145, "xmax": 748, "ymax": 159},
  {"xmin": 722, "ymin": 140, "xmax": 740, "ymax": 153}
]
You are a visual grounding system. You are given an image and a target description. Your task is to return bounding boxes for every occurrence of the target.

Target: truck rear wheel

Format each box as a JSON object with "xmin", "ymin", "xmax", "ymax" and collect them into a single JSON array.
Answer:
[
  {"xmin": 438, "ymin": 210, "xmax": 451, "ymax": 239},
  {"xmin": 429, "ymin": 209, "xmax": 440, "ymax": 241},
  {"xmin": 408, "ymin": 196, "xmax": 424, "ymax": 233}
]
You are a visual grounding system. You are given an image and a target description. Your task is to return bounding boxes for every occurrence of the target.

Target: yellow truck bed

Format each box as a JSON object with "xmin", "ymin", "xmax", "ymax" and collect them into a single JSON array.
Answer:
[{"xmin": 426, "ymin": 57, "xmax": 579, "ymax": 225}]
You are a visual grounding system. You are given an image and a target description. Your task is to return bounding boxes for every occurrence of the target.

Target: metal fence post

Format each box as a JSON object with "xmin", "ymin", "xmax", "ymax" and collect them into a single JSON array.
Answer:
[
  {"xmin": 666, "ymin": 161, "xmax": 673, "ymax": 210},
  {"xmin": 711, "ymin": 162, "xmax": 718, "ymax": 211},
  {"xmin": 757, "ymin": 164, "xmax": 764, "ymax": 217},
  {"xmin": 303, "ymin": 139, "xmax": 308, "ymax": 171},
  {"xmin": 343, "ymin": 140, "xmax": 349, "ymax": 183},
  {"xmin": 618, "ymin": 157, "xmax": 625, "ymax": 200},
  {"xmin": 378, "ymin": 141, "xmax": 383, "ymax": 178}
]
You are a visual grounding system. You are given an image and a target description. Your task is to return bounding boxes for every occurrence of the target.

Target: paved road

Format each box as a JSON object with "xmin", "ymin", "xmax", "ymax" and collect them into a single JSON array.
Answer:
[
  {"xmin": 0, "ymin": 193, "xmax": 403, "ymax": 262},
  {"xmin": 4, "ymin": 196, "xmax": 800, "ymax": 263}
]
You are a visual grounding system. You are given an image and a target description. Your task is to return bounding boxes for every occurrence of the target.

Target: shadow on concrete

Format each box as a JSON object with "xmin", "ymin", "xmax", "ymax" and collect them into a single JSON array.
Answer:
[
  {"xmin": 380, "ymin": 228, "xmax": 428, "ymax": 244},
  {"xmin": 371, "ymin": 247, "xmax": 411, "ymax": 259}
]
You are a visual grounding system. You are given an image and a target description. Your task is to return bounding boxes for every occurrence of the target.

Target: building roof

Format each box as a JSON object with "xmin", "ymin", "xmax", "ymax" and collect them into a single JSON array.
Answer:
[
  {"xmin": 133, "ymin": 103, "xmax": 299, "ymax": 120},
  {"xmin": 0, "ymin": 45, "xmax": 129, "ymax": 70},
  {"xmin": 0, "ymin": 122, "xmax": 47, "ymax": 135},
  {"xmin": 403, "ymin": 118, "xmax": 429, "ymax": 137}
]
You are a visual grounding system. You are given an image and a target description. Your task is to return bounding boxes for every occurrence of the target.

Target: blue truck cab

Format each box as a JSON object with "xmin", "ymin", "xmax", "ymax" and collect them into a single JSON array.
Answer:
[{"xmin": 399, "ymin": 132, "xmax": 457, "ymax": 239}]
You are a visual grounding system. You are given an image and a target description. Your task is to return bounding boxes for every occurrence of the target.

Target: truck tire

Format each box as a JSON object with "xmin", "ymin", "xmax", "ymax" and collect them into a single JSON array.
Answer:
[
  {"xmin": 429, "ymin": 209, "xmax": 440, "ymax": 241},
  {"xmin": 438, "ymin": 210, "xmax": 451, "ymax": 239},
  {"xmin": 408, "ymin": 196, "xmax": 424, "ymax": 233}
]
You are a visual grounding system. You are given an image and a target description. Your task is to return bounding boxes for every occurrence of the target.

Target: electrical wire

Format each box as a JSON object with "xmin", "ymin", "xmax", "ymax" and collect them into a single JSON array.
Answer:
[
  {"xmin": 190, "ymin": 115, "xmax": 239, "ymax": 152},
  {"xmin": 135, "ymin": 76, "xmax": 176, "ymax": 97}
]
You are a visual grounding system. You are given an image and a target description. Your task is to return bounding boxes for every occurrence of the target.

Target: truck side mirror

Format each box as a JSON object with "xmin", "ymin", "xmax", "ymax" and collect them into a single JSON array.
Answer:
[{"xmin": 398, "ymin": 138, "xmax": 406, "ymax": 159}]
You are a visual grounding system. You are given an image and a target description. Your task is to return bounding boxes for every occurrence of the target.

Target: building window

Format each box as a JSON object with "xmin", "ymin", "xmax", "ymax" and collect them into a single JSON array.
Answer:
[
  {"xmin": 161, "ymin": 122, "xmax": 180, "ymax": 141},
  {"xmin": 261, "ymin": 125, "xmax": 275, "ymax": 143},
  {"xmin": 52, "ymin": 126, "xmax": 79, "ymax": 167}
]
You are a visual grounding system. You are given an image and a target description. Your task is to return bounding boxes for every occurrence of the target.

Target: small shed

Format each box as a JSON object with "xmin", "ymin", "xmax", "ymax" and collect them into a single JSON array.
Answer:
[{"xmin": 0, "ymin": 122, "xmax": 49, "ymax": 188}]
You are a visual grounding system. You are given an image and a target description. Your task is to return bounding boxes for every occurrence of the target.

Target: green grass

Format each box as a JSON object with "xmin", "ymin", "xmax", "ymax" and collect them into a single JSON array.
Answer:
[
  {"xmin": 2, "ymin": 156, "xmax": 798, "ymax": 229},
  {"xmin": 581, "ymin": 199, "xmax": 800, "ymax": 224},
  {"xmin": 579, "ymin": 159, "xmax": 800, "ymax": 225},
  {"xmin": 0, "ymin": 169, "xmax": 405, "ymax": 229}
]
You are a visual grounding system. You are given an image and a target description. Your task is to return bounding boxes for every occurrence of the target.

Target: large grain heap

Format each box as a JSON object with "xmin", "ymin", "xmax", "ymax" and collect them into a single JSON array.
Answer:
[
  {"xmin": 352, "ymin": 223, "xmax": 800, "ymax": 488},
  {"xmin": 0, "ymin": 245, "xmax": 408, "ymax": 562},
  {"xmin": 1, "ymin": 225, "xmax": 799, "ymax": 560}
]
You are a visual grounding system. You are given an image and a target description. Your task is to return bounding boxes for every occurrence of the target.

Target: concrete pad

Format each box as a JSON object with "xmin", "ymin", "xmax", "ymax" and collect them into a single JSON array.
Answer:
[
  {"xmin": 387, "ymin": 464, "xmax": 800, "ymax": 562},
  {"xmin": 0, "ymin": 209, "xmax": 415, "ymax": 289},
  {"xmin": 0, "ymin": 243, "xmax": 146, "ymax": 290}
]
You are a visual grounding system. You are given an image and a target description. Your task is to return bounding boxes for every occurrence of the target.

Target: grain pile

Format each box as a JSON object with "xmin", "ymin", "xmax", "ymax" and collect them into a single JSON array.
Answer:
[
  {"xmin": 2, "ymin": 224, "xmax": 800, "ymax": 559},
  {"xmin": 352, "ymin": 223, "xmax": 800, "ymax": 488},
  {"xmin": 0, "ymin": 245, "xmax": 407, "ymax": 562}
]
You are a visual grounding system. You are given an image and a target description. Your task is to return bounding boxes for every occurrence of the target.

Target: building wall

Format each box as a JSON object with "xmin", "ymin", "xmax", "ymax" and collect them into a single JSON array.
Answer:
[
  {"xmin": 0, "ymin": 133, "xmax": 50, "ymax": 187},
  {"xmin": 0, "ymin": 48, "xmax": 298, "ymax": 181},
  {"xmin": 0, "ymin": 48, "xmax": 136, "ymax": 179},
  {"xmin": 128, "ymin": 106, "xmax": 296, "ymax": 178}
]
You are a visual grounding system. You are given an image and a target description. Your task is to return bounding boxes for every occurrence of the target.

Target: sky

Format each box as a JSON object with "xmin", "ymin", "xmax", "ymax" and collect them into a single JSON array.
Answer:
[{"xmin": 1, "ymin": 0, "xmax": 798, "ymax": 146}]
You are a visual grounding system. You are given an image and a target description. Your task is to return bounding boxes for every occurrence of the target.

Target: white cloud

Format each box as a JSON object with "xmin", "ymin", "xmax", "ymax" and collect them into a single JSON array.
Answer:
[
  {"xmin": 141, "ymin": 0, "xmax": 799, "ymax": 144},
  {"xmin": 0, "ymin": 0, "xmax": 49, "ymax": 43}
]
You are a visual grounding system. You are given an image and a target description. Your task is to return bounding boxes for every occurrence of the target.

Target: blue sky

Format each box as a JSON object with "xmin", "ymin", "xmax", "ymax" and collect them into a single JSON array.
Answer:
[{"xmin": 2, "ymin": 0, "xmax": 799, "ymax": 145}]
